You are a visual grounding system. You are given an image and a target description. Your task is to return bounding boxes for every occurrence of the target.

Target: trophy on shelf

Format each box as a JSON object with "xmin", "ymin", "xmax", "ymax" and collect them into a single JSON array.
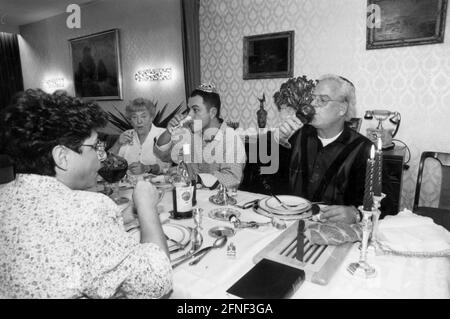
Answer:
[{"xmin": 364, "ymin": 109, "xmax": 401, "ymax": 150}]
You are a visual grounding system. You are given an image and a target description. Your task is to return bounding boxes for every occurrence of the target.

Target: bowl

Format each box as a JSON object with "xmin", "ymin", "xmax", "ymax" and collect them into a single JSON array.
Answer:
[{"xmin": 98, "ymin": 154, "xmax": 128, "ymax": 183}]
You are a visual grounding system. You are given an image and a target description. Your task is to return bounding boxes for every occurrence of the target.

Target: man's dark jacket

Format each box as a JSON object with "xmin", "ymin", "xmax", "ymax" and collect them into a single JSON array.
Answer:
[{"xmin": 286, "ymin": 123, "xmax": 395, "ymax": 218}]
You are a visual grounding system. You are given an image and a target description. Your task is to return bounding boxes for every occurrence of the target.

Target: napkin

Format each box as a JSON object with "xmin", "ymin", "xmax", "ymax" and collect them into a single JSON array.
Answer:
[
  {"xmin": 376, "ymin": 209, "xmax": 450, "ymax": 257},
  {"xmin": 305, "ymin": 221, "xmax": 362, "ymax": 246}
]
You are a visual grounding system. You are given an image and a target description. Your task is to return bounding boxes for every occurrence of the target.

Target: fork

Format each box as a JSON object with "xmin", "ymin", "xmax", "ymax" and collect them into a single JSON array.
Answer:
[{"xmin": 165, "ymin": 234, "xmax": 182, "ymax": 249}]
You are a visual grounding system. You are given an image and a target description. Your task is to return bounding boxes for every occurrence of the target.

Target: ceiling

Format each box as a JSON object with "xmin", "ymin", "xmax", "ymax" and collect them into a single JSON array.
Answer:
[{"xmin": 0, "ymin": 0, "xmax": 97, "ymax": 29}]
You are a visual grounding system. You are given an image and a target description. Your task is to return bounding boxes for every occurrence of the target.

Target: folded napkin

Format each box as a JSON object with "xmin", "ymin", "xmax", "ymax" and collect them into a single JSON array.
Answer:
[
  {"xmin": 305, "ymin": 221, "xmax": 362, "ymax": 246},
  {"xmin": 376, "ymin": 209, "xmax": 450, "ymax": 257}
]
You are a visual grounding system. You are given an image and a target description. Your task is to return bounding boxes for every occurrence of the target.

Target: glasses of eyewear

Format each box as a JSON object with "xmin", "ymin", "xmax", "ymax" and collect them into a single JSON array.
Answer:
[
  {"xmin": 311, "ymin": 94, "xmax": 346, "ymax": 108},
  {"xmin": 82, "ymin": 141, "xmax": 107, "ymax": 161}
]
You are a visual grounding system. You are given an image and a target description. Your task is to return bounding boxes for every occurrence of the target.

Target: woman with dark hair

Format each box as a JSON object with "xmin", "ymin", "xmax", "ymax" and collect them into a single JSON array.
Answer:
[
  {"xmin": 109, "ymin": 97, "xmax": 169, "ymax": 175},
  {"xmin": 0, "ymin": 89, "xmax": 172, "ymax": 298}
]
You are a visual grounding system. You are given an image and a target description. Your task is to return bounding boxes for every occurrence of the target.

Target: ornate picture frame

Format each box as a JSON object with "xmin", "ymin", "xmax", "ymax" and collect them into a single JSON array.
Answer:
[
  {"xmin": 243, "ymin": 31, "xmax": 294, "ymax": 80},
  {"xmin": 367, "ymin": 0, "xmax": 448, "ymax": 50},
  {"xmin": 69, "ymin": 29, "xmax": 123, "ymax": 100}
]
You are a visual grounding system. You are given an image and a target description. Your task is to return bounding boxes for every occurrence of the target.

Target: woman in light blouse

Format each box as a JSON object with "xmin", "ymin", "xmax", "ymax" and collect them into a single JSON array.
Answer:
[
  {"xmin": 0, "ymin": 90, "xmax": 171, "ymax": 298},
  {"xmin": 110, "ymin": 98, "xmax": 169, "ymax": 175}
]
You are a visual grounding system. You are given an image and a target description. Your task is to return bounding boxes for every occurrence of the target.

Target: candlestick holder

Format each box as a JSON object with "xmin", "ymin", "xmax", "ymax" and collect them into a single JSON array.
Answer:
[
  {"xmin": 368, "ymin": 193, "xmax": 386, "ymax": 252},
  {"xmin": 347, "ymin": 207, "xmax": 377, "ymax": 279}
]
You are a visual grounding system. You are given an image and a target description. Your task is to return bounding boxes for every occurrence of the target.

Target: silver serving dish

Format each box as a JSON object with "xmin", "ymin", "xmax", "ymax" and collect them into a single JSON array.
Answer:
[
  {"xmin": 208, "ymin": 208, "xmax": 241, "ymax": 221},
  {"xmin": 208, "ymin": 194, "xmax": 237, "ymax": 206},
  {"xmin": 208, "ymin": 226, "xmax": 235, "ymax": 238}
]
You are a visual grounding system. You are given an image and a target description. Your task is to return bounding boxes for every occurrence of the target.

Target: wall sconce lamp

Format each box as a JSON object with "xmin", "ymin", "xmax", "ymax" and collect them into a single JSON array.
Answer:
[
  {"xmin": 134, "ymin": 68, "xmax": 172, "ymax": 82},
  {"xmin": 44, "ymin": 77, "xmax": 65, "ymax": 90}
]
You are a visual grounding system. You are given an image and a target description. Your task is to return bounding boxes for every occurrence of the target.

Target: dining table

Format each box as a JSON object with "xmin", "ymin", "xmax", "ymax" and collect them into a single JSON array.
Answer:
[{"xmin": 115, "ymin": 178, "xmax": 450, "ymax": 299}]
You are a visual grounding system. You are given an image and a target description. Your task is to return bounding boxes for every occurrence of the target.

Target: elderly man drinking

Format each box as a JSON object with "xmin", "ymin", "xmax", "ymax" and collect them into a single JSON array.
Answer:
[{"xmin": 279, "ymin": 74, "xmax": 394, "ymax": 224}]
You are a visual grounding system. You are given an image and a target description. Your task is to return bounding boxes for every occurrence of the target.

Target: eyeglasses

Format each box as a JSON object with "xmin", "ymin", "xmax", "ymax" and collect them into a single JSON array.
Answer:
[
  {"xmin": 81, "ymin": 140, "xmax": 107, "ymax": 161},
  {"xmin": 311, "ymin": 94, "xmax": 346, "ymax": 108}
]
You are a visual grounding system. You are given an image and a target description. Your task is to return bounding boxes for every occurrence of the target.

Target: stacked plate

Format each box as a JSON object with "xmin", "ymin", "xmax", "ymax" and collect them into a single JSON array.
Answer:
[
  {"xmin": 254, "ymin": 195, "xmax": 312, "ymax": 221},
  {"xmin": 127, "ymin": 223, "xmax": 191, "ymax": 254}
]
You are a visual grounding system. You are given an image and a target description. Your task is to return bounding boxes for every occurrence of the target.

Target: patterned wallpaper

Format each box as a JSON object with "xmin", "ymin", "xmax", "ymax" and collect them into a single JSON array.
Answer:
[
  {"xmin": 19, "ymin": 0, "xmax": 186, "ymax": 134},
  {"xmin": 199, "ymin": 0, "xmax": 450, "ymax": 209}
]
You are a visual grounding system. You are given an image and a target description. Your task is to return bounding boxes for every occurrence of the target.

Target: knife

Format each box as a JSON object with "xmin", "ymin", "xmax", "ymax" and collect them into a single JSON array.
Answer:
[{"xmin": 296, "ymin": 220, "xmax": 305, "ymax": 262}]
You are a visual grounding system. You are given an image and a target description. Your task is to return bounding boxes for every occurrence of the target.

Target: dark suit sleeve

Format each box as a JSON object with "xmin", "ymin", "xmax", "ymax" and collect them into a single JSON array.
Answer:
[{"xmin": 344, "ymin": 143, "xmax": 369, "ymax": 208}]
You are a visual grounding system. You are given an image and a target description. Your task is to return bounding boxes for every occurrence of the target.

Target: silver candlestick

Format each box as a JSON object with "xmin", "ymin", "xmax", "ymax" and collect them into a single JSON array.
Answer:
[
  {"xmin": 193, "ymin": 207, "xmax": 203, "ymax": 230},
  {"xmin": 369, "ymin": 193, "xmax": 386, "ymax": 251},
  {"xmin": 347, "ymin": 207, "xmax": 377, "ymax": 278}
]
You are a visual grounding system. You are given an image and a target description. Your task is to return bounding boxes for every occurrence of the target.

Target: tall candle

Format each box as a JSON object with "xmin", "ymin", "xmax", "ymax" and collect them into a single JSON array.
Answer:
[
  {"xmin": 363, "ymin": 145, "xmax": 375, "ymax": 211},
  {"xmin": 373, "ymin": 138, "xmax": 383, "ymax": 196}
]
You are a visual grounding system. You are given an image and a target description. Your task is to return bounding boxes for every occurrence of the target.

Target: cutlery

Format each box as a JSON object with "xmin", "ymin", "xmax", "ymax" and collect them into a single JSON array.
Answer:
[
  {"xmin": 189, "ymin": 236, "xmax": 227, "ymax": 266},
  {"xmin": 171, "ymin": 228, "xmax": 203, "ymax": 267},
  {"xmin": 233, "ymin": 199, "xmax": 258, "ymax": 209},
  {"xmin": 165, "ymin": 234, "xmax": 183, "ymax": 249},
  {"xmin": 229, "ymin": 213, "xmax": 284, "ymax": 229},
  {"xmin": 261, "ymin": 180, "xmax": 291, "ymax": 210},
  {"xmin": 271, "ymin": 194, "xmax": 291, "ymax": 210}
]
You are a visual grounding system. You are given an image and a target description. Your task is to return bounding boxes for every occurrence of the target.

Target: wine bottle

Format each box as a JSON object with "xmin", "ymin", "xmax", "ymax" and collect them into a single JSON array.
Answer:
[{"xmin": 172, "ymin": 144, "xmax": 195, "ymax": 218}]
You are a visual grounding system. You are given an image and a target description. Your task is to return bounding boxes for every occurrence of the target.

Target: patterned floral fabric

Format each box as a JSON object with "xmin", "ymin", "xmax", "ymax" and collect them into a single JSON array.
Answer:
[{"xmin": 0, "ymin": 174, "xmax": 172, "ymax": 299}]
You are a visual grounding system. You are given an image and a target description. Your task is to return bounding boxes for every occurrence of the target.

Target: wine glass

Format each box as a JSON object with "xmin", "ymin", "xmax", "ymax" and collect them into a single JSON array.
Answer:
[{"xmin": 98, "ymin": 154, "xmax": 129, "ymax": 205}]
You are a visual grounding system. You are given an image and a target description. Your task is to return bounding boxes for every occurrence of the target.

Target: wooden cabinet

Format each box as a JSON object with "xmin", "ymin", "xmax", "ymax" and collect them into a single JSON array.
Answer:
[{"xmin": 383, "ymin": 146, "xmax": 406, "ymax": 213}]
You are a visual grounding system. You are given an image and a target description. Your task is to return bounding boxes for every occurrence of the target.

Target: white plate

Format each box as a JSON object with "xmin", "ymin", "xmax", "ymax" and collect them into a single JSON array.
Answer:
[
  {"xmin": 164, "ymin": 224, "xmax": 190, "ymax": 252},
  {"xmin": 259, "ymin": 197, "xmax": 310, "ymax": 216},
  {"xmin": 127, "ymin": 223, "xmax": 190, "ymax": 253},
  {"xmin": 253, "ymin": 205, "xmax": 312, "ymax": 221},
  {"xmin": 265, "ymin": 195, "xmax": 310, "ymax": 212}
]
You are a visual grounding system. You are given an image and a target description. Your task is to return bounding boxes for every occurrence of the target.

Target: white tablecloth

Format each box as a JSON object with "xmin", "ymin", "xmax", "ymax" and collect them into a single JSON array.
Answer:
[{"xmin": 123, "ymin": 187, "xmax": 450, "ymax": 299}]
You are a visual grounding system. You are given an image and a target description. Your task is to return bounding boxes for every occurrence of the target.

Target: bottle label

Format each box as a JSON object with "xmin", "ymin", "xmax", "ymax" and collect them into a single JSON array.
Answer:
[{"xmin": 175, "ymin": 185, "xmax": 193, "ymax": 213}]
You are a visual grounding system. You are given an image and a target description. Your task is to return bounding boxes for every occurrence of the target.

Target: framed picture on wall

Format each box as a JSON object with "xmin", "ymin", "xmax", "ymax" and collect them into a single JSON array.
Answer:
[
  {"xmin": 367, "ymin": 0, "xmax": 448, "ymax": 49},
  {"xmin": 69, "ymin": 29, "xmax": 123, "ymax": 100},
  {"xmin": 243, "ymin": 31, "xmax": 294, "ymax": 80}
]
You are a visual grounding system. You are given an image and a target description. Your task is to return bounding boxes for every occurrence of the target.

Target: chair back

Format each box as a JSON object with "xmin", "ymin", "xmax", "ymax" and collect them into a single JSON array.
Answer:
[
  {"xmin": 0, "ymin": 154, "xmax": 15, "ymax": 184},
  {"xmin": 413, "ymin": 151, "xmax": 450, "ymax": 210},
  {"xmin": 413, "ymin": 151, "xmax": 450, "ymax": 230}
]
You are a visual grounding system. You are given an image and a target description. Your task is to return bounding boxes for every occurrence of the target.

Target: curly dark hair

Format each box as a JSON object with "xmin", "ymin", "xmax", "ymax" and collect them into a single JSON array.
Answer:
[{"xmin": 0, "ymin": 89, "xmax": 109, "ymax": 176}]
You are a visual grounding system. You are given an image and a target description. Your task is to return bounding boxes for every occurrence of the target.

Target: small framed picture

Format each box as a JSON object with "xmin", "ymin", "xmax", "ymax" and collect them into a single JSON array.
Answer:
[
  {"xmin": 367, "ymin": 0, "xmax": 448, "ymax": 50},
  {"xmin": 243, "ymin": 31, "xmax": 294, "ymax": 80}
]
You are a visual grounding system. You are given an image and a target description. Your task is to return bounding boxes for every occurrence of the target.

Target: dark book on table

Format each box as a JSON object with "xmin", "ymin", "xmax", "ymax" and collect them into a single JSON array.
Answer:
[{"xmin": 226, "ymin": 258, "xmax": 305, "ymax": 299}]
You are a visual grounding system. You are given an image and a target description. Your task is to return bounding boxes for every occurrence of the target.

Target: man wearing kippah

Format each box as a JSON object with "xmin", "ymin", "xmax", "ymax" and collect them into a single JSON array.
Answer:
[
  {"xmin": 279, "ymin": 74, "xmax": 394, "ymax": 224},
  {"xmin": 154, "ymin": 83, "xmax": 246, "ymax": 189}
]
